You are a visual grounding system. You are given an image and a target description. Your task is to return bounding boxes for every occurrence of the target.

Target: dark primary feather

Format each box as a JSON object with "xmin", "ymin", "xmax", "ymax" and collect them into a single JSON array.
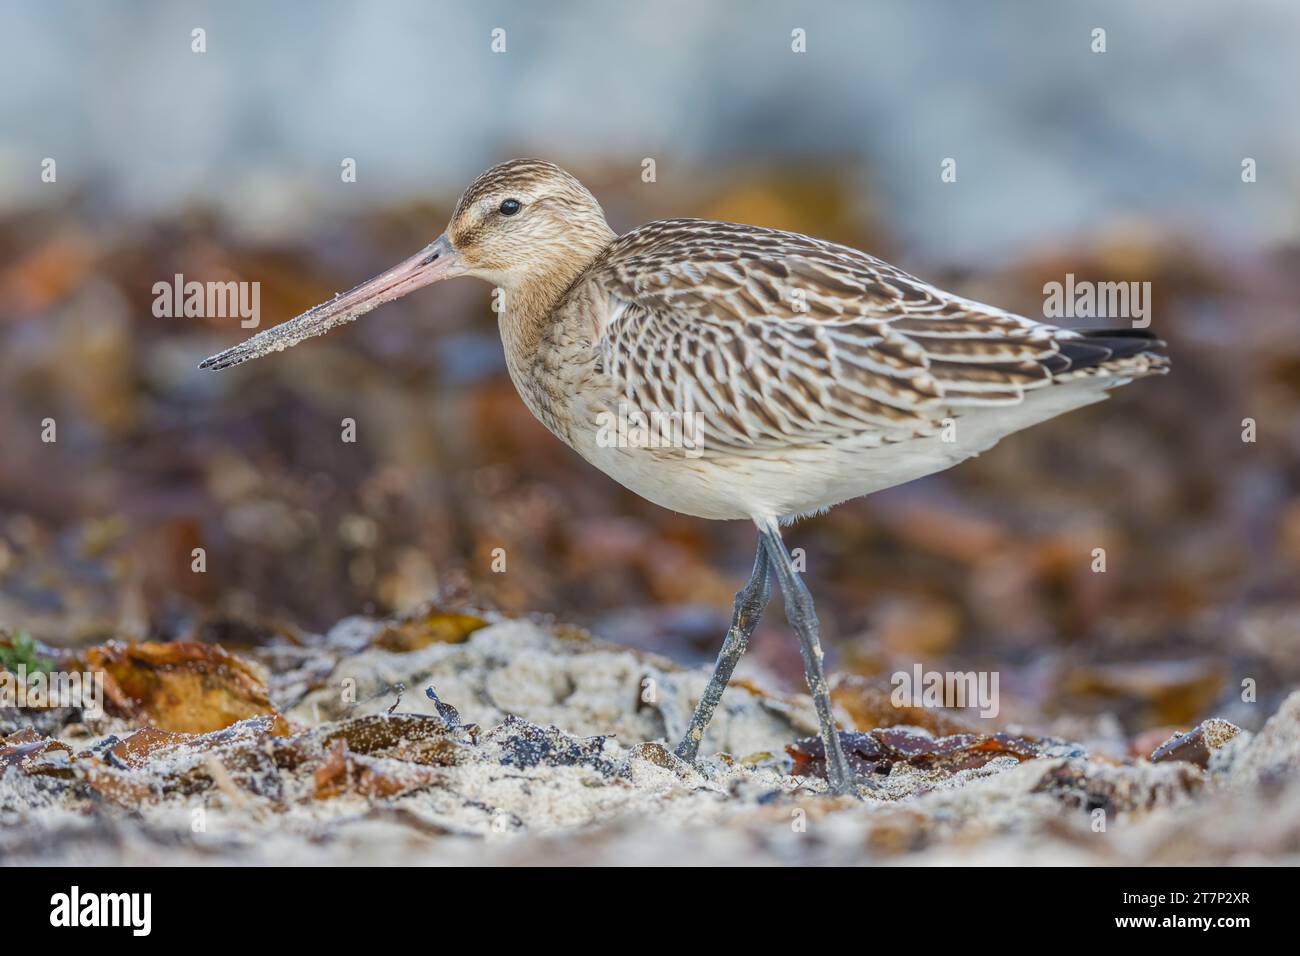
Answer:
[{"xmin": 1048, "ymin": 329, "xmax": 1167, "ymax": 374}]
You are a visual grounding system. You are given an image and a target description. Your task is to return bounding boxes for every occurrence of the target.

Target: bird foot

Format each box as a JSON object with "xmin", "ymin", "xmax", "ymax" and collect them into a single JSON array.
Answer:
[{"xmin": 827, "ymin": 777, "xmax": 864, "ymax": 800}]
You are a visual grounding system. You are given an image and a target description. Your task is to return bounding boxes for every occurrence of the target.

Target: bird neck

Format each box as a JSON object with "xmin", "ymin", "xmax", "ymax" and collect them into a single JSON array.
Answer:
[{"xmin": 499, "ymin": 225, "xmax": 616, "ymax": 360}]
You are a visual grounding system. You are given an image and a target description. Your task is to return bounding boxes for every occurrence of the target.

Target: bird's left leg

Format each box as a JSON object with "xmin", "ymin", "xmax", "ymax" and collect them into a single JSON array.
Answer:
[
  {"xmin": 759, "ymin": 523, "xmax": 858, "ymax": 797},
  {"xmin": 672, "ymin": 539, "xmax": 771, "ymax": 763}
]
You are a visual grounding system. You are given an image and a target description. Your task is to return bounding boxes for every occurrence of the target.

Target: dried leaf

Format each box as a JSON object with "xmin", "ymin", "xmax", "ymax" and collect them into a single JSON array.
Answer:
[
  {"xmin": 372, "ymin": 610, "xmax": 488, "ymax": 652},
  {"xmin": 1150, "ymin": 718, "xmax": 1243, "ymax": 768},
  {"xmin": 312, "ymin": 739, "xmax": 443, "ymax": 800},
  {"xmin": 80, "ymin": 762, "xmax": 161, "ymax": 807},
  {"xmin": 788, "ymin": 727, "xmax": 1044, "ymax": 780},
  {"xmin": 0, "ymin": 730, "xmax": 72, "ymax": 777},
  {"xmin": 83, "ymin": 640, "xmax": 290, "ymax": 735},
  {"xmin": 306, "ymin": 713, "xmax": 471, "ymax": 766}
]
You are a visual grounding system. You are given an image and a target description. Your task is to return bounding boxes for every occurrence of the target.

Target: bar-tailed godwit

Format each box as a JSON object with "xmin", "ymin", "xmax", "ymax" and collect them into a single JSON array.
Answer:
[{"xmin": 201, "ymin": 159, "xmax": 1168, "ymax": 796}]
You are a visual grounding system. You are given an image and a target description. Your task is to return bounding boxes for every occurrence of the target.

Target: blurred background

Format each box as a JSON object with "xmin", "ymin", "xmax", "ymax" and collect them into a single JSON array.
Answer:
[{"xmin": 2, "ymin": 0, "xmax": 1299, "ymax": 736}]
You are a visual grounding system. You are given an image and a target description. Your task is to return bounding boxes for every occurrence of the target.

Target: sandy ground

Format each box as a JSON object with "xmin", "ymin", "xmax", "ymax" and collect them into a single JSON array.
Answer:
[{"xmin": 3, "ymin": 616, "xmax": 1299, "ymax": 865}]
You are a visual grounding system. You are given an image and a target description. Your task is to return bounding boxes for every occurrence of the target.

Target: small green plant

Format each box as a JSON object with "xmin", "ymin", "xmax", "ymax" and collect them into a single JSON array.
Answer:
[{"xmin": 0, "ymin": 630, "xmax": 53, "ymax": 675}]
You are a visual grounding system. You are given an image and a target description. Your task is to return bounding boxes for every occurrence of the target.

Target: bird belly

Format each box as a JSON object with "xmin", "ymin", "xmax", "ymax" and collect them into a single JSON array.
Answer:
[
  {"xmin": 566, "ymin": 433, "xmax": 964, "ymax": 521},
  {"xmin": 562, "ymin": 380, "xmax": 1115, "ymax": 522}
]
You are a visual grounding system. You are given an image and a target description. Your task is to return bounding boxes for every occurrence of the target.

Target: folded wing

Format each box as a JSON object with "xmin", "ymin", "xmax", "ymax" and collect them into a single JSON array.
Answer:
[{"xmin": 582, "ymin": 219, "xmax": 1166, "ymax": 454}]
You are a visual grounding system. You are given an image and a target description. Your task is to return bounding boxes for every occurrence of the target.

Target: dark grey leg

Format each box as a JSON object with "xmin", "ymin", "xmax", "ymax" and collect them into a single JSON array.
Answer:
[
  {"xmin": 760, "ymin": 526, "xmax": 858, "ymax": 797},
  {"xmin": 673, "ymin": 540, "xmax": 771, "ymax": 763}
]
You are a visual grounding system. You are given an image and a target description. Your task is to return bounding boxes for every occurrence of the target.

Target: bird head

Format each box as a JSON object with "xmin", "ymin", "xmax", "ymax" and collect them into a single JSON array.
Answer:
[
  {"xmin": 200, "ymin": 159, "xmax": 613, "ymax": 370},
  {"xmin": 445, "ymin": 158, "xmax": 614, "ymax": 287}
]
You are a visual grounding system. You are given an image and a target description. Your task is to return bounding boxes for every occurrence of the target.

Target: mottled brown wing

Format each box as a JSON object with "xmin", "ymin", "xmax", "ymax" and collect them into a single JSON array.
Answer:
[{"xmin": 586, "ymin": 219, "xmax": 1114, "ymax": 453}]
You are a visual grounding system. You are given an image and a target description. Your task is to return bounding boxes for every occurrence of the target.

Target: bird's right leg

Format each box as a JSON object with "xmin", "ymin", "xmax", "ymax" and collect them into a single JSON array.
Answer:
[
  {"xmin": 759, "ymin": 523, "xmax": 858, "ymax": 797},
  {"xmin": 672, "ymin": 540, "xmax": 771, "ymax": 763}
]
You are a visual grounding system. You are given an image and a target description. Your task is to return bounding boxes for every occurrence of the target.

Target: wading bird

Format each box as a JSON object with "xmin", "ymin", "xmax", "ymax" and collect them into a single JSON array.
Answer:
[{"xmin": 201, "ymin": 159, "xmax": 1167, "ymax": 796}]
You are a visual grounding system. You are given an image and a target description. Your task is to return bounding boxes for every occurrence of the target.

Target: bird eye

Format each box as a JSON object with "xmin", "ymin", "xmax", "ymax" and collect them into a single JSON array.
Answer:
[{"xmin": 498, "ymin": 198, "xmax": 522, "ymax": 216}]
